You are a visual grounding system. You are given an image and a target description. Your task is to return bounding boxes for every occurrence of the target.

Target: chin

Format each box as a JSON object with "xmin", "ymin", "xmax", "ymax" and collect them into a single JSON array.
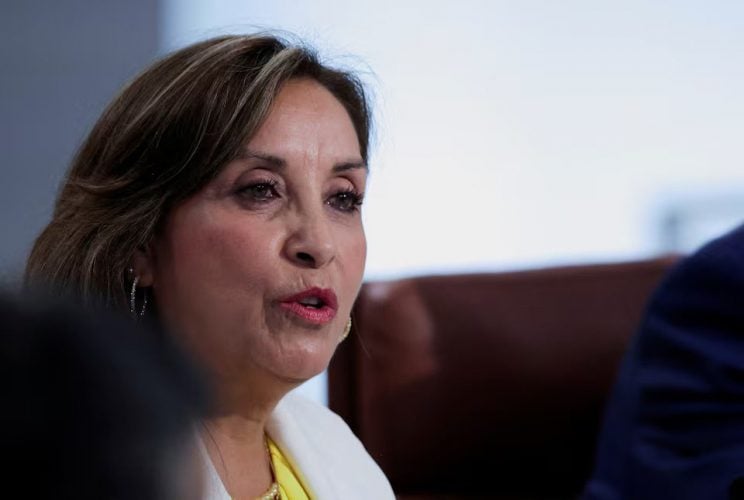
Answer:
[{"xmin": 268, "ymin": 344, "xmax": 336, "ymax": 384}]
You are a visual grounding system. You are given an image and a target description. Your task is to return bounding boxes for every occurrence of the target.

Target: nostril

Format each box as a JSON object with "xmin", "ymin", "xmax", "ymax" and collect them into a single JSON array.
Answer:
[{"xmin": 296, "ymin": 251, "xmax": 315, "ymax": 265}]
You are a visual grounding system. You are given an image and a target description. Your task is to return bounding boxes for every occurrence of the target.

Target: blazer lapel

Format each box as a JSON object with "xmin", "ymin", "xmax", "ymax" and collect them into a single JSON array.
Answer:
[{"xmin": 266, "ymin": 394, "xmax": 339, "ymax": 499}]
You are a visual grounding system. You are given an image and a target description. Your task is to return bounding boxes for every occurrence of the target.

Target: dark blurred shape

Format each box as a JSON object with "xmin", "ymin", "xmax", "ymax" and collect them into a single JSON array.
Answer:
[
  {"xmin": 330, "ymin": 256, "xmax": 677, "ymax": 499},
  {"xmin": 0, "ymin": 293, "xmax": 208, "ymax": 499},
  {"xmin": 584, "ymin": 223, "xmax": 744, "ymax": 500},
  {"xmin": 730, "ymin": 477, "xmax": 744, "ymax": 500}
]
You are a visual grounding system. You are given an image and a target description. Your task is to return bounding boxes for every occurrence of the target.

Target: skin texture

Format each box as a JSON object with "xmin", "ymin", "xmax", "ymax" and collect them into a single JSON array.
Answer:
[{"xmin": 136, "ymin": 78, "xmax": 368, "ymax": 498}]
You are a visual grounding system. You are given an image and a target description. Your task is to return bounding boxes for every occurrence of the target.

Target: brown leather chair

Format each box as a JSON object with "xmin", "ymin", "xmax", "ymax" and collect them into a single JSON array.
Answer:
[{"xmin": 328, "ymin": 257, "xmax": 678, "ymax": 500}]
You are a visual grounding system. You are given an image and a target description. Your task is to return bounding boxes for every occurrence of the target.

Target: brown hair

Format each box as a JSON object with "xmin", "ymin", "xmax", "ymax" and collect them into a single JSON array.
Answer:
[{"xmin": 25, "ymin": 34, "xmax": 372, "ymax": 310}]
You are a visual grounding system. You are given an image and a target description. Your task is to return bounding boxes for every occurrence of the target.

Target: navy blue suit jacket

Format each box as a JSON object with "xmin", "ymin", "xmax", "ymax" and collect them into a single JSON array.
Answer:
[{"xmin": 584, "ymin": 224, "xmax": 744, "ymax": 500}]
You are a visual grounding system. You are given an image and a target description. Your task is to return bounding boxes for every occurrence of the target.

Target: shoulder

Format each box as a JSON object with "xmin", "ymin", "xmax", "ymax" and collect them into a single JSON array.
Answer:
[
  {"xmin": 632, "ymin": 222, "xmax": 744, "ymax": 419},
  {"xmin": 630, "ymin": 223, "xmax": 744, "ymax": 368},
  {"xmin": 668, "ymin": 222, "xmax": 744, "ymax": 282},
  {"xmin": 647, "ymin": 223, "xmax": 744, "ymax": 318},
  {"xmin": 584, "ymin": 224, "xmax": 744, "ymax": 498},
  {"xmin": 268, "ymin": 391, "xmax": 395, "ymax": 500}
]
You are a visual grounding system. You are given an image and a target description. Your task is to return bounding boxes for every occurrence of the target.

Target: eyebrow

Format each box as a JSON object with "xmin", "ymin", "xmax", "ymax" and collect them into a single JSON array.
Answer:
[
  {"xmin": 333, "ymin": 160, "xmax": 368, "ymax": 173},
  {"xmin": 236, "ymin": 148, "xmax": 286, "ymax": 170},
  {"xmin": 238, "ymin": 147, "xmax": 368, "ymax": 173}
]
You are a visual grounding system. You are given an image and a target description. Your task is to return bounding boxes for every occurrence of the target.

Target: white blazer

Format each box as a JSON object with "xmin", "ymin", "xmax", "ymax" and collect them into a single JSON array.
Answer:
[{"xmin": 200, "ymin": 391, "xmax": 395, "ymax": 500}]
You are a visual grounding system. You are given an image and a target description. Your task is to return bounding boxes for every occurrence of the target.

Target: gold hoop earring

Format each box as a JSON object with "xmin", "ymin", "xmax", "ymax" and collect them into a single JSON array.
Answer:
[{"xmin": 339, "ymin": 317, "xmax": 352, "ymax": 343}]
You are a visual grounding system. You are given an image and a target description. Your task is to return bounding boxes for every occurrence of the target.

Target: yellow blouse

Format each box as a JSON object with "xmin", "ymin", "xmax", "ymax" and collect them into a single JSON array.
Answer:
[{"xmin": 267, "ymin": 436, "xmax": 310, "ymax": 500}]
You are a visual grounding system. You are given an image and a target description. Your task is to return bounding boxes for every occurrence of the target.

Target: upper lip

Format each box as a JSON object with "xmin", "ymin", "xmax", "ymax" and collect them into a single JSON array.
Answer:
[{"xmin": 279, "ymin": 287, "xmax": 338, "ymax": 311}]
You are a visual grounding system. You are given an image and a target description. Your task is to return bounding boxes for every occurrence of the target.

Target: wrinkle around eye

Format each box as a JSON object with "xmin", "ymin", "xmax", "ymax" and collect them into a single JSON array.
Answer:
[{"xmin": 234, "ymin": 179, "xmax": 282, "ymax": 207}]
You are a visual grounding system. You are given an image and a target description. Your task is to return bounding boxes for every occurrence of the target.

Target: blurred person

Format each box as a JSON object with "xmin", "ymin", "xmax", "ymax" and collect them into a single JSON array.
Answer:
[
  {"xmin": 583, "ymin": 224, "xmax": 744, "ymax": 500},
  {"xmin": 25, "ymin": 34, "xmax": 394, "ymax": 499},
  {"xmin": 0, "ymin": 293, "xmax": 206, "ymax": 499}
]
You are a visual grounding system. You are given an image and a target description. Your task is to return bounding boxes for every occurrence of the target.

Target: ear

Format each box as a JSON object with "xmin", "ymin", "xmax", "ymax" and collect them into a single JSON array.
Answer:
[{"xmin": 131, "ymin": 243, "xmax": 156, "ymax": 287}]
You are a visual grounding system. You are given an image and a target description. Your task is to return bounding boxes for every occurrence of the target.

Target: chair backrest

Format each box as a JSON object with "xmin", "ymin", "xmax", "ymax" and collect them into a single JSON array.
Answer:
[{"xmin": 329, "ymin": 257, "xmax": 678, "ymax": 499}]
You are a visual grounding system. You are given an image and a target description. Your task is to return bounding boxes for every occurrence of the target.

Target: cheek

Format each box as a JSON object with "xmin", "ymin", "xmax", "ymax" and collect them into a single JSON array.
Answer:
[
  {"xmin": 154, "ymin": 208, "xmax": 282, "ymax": 323},
  {"xmin": 354, "ymin": 231, "xmax": 367, "ymax": 273},
  {"xmin": 342, "ymin": 226, "xmax": 367, "ymax": 289},
  {"xmin": 153, "ymin": 209, "xmax": 284, "ymax": 367},
  {"xmin": 169, "ymin": 214, "xmax": 274, "ymax": 280}
]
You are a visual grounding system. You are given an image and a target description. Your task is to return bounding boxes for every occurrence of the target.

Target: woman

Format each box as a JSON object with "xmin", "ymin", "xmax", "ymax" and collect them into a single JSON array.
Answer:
[{"xmin": 26, "ymin": 34, "xmax": 394, "ymax": 500}]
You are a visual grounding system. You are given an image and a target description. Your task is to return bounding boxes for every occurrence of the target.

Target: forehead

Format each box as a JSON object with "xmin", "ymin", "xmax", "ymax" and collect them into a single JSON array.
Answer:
[{"xmin": 246, "ymin": 78, "xmax": 362, "ymax": 159}]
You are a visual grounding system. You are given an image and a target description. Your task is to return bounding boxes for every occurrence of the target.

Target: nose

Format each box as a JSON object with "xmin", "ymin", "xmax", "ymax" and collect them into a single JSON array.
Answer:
[{"xmin": 283, "ymin": 209, "xmax": 336, "ymax": 269}]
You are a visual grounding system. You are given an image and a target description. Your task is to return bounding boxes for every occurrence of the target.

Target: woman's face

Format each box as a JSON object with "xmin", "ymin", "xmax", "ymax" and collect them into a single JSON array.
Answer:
[{"xmin": 145, "ymin": 78, "xmax": 367, "ymax": 387}]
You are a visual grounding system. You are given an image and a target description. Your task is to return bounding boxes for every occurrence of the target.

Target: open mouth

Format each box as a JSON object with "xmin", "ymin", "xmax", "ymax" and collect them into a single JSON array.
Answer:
[
  {"xmin": 297, "ymin": 296, "xmax": 325, "ymax": 309},
  {"xmin": 279, "ymin": 287, "xmax": 338, "ymax": 325}
]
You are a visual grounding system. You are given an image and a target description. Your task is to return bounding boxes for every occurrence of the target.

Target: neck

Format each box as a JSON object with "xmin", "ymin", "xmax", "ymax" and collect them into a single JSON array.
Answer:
[
  {"xmin": 210, "ymin": 356, "xmax": 303, "ymax": 419},
  {"xmin": 201, "ymin": 413, "xmax": 275, "ymax": 499},
  {"xmin": 198, "ymin": 360, "xmax": 304, "ymax": 498}
]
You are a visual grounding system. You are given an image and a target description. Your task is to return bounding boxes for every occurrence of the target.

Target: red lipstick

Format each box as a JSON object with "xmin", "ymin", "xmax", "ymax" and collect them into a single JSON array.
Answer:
[{"xmin": 279, "ymin": 287, "xmax": 338, "ymax": 325}]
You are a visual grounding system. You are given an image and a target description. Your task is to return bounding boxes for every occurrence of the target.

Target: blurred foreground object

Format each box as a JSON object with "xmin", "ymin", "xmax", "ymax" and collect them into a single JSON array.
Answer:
[{"xmin": 0, "ymin": 294, "xmax": 208, "ymax": 499}]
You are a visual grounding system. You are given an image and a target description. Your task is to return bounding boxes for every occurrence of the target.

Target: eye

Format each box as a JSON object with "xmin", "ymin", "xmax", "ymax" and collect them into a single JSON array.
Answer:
[
  {"xmin": 327, "ymin": 189, "xmax": 364, "ymax": 213},
  {"xmin": 236, "ymin": 180, "xmax": 280, "ymax": 203}
]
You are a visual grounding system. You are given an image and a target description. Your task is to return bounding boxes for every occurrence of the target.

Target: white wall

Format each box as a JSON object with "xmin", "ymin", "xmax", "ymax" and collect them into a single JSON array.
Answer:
[
  {"xmin": 162, "ymin": 1, "xmax": 744, "ymax": 271},
  {"xmin": 161, "ymin": 0, "xmax": 744, "ymax": 402}
]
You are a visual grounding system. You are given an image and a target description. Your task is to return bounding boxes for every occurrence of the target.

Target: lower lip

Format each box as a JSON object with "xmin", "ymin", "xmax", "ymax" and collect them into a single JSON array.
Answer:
[{"xmin": 279, "ymin": 302, "xmax": 337, "ymax": 325}]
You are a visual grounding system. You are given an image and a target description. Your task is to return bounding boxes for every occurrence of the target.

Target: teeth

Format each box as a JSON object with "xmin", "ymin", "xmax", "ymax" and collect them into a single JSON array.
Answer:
[{"xmin": 299, "ymin": 297, "xmax": 323, "ymax": 307}]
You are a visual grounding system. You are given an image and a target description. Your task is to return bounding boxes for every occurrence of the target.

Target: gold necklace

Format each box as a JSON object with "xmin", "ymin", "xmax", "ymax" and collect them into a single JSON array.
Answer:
[
  {"xmin": 256, "ymin": 435, "xmax": 280, "ymax": 500},
  {"xmin": 256, "ymin": 482, "xmax": 280, "ymax": 500},
  {"xmin": 201, "ymin": 423, "xmax": 280, "ymax": 500}
]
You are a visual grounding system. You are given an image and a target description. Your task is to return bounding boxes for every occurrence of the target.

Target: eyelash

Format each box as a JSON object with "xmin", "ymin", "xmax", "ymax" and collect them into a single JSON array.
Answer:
[
  {"xmin": 237, "ymin": 179, "xmax": 280, "ymax": 202},
  {"xmin": 236, "ymin": 180, "xmax": 364, "ymax": 213},
  {"xmin": 328, "ymin": 188, "xmax": 364, "ymax": 213}
]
